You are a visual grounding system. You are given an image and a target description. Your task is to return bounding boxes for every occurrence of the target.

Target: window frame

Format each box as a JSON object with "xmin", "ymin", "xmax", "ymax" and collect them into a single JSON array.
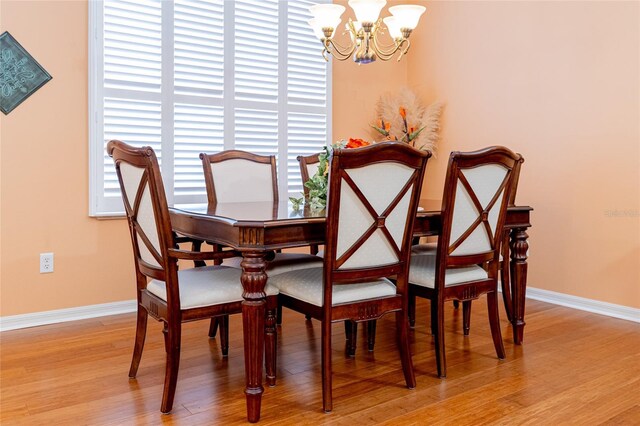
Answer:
[{"xmin": 89, "ymin": 0, "xmax": 332, "ymax": 217}]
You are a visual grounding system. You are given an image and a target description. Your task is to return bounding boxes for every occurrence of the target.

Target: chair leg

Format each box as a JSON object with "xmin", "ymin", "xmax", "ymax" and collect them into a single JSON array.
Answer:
[
  {"xmin": 310, "ymin": 244, "xmax": 319, "ymax": 255},
  {"xmin": 265, "ymin": 305, "xmax": 277, "ymax": 387},
  {"xmin": 276, "ymin": 303, "xmax": 283, "ymax": 326},
  {"xmin": 396, "ymin": 311, "xmax": 416, "ymax": 389},
  {"xmin": 430, "ymin": 299, "xmax": 437, "ymax": 336},
  {"xmin": 453, "ymin": 300, "xmax": 460, "ymax": 309},
  {"xmin": 161, "ymin": 322, "xmax": 181, "ymax": 414},
  {"xmin": 487, "ymin": 291, "xmax": 506, "ymax": 359},
  {"xmin": 500, "ymin": 259, "xmax": 514, "ymax": 323},
  {"xmin": 212, "ymin": 243, "xmax": 223, "ymax": 266},
  {"xmin": 408, "ymin": 292, "xmax": 416, "ymax": 328},
  {"xmin": 191, "ymin": 240, "xmax": 206, "ymax": 267},
  {"xmin": 462, "ymin": 300, "xmax": 472, "ymax": 336},
  {"xmin": 367, "ymin": 320, "xmax": 377, "ymax": 352},
  {"xmin": 434, "ymin": 298, "xmax": 446, "ymax": 378},
  {"xmin": 129, "ymin": 305, "xmax": 148, "ymax": 378},
  {"xmin": 208, "ymin": 317, "xmax": 219, "ymax": 338},
  {"xmin": 344, "ymin": 321, "xmax": 357, "ymax": 357},
  {"xmin": 219, "ymin": 315, "xmax": 229, "ymax": 357},
  {"xmin": 321, "ymin": 319, "xmax": 333, "ymax": 413},
  {"xmin": 305, "ymin": 314, "xmax": 312, "ymax": 320}
]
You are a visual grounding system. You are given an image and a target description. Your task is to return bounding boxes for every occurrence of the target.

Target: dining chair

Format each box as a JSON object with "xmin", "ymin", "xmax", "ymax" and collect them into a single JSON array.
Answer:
[
  {"xmin": 107, "ymin": 141, "xmax": 279, "ymax": 413},
  {"xmin": 298, "ymin": 152, "xmax": 375, "ymax": 355},
  {"xmin": 200, "ymin": 150, "xmax": 323, "ymax": 334},
  {"xmin": 408, "ymin": 155, "xmax": 523, "ymax": 333},
  {"xmin": 269, "ymin": 142, "xmax": 431, "ymax": 412},
  {"xmin": 407, "ymin": 146, "xmax": 523, "ymax": 378}
]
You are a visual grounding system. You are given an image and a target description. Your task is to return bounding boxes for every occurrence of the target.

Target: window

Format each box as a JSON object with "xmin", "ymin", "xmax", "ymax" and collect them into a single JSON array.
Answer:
[{"xmin": 89, "ymin": 0, "xmax": 331, "ymax": 216}]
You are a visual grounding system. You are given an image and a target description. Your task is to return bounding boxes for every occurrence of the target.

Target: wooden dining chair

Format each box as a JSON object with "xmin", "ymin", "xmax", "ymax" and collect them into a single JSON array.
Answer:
[
  {"xmin": 407, "ymin": 146, "xmax": 523, "ymax": 378},
  {"xmin": 269, "ymin": 142, "xmax": 431, "ymax": 412},
  {"xmin": 409, "ymin": 155, "xmax": 523, "ymax": 333},
  {"xmin": 107, "ymin": 141, "xmax": 279, "ymax": 413},
  {"xmin": 200, "ymin": 150, "xmax": 323, "ymax": 334},
  {"xmin": 298, "ymin": 152, "xmax": 372, "ymax": 355}
]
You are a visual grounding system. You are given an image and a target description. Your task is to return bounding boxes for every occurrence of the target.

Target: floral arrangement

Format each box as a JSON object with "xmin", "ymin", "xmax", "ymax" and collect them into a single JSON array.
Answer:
[
  {"xmin": 370, "ymin": 88, "xmax": 443, "ymax": 153},
  {"xmin": 291, "ymin": 89, "xmax": 442, "ymax": 211},
  {"xmin": 290, "ymin": 138, "xmax": 370, "ymax": 210}
]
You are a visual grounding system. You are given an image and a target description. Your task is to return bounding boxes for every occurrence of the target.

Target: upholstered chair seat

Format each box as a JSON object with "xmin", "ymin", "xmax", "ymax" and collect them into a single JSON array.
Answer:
[
  {"xmin": 221, "ymin": 252, "xmax": 323, "ymax": 276},
  {"xmin": 411, "ymin": 243, "xmax": 505, "ymax": 260},
  {"xmin": 147, "ymin": 266, "xmax": 278, "ymax": 309},
  {"xmin": 408, "ymin": 254, "xmax": 488, "ymax": 289},
  {"xmin": 269, "ymin": 267, "xmax": 396, "ymax": 307}
]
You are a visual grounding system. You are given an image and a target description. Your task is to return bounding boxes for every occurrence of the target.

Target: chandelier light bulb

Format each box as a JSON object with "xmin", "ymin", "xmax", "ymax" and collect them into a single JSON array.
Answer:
[
  {"xmin": 382, "ymin": 16, "xmax": 402, "ymax": 40},
  {"xmin": 309, "ymin": 4, "xmax": 346, "ymax": 31},
  {"xmin": 388, "ymin": 5, "xmax": 426, "ymax": 30},
  {"xmin": 348, "ymin": 0, "xmax": 387, "ymax": 25}
]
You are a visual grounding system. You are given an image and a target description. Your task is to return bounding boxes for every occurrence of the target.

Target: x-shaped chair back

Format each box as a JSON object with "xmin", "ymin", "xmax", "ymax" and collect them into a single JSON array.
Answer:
[
  {"xmin": 437, "ymin": 146, "xmax": 523, "ymax": 273},
  {"xmin": 108, "ymin": 140, "xmax": 174, "ymax": 283},
  {"xmin": 324, "ymin": 142, "xmax": 431, "ymax": 287}
]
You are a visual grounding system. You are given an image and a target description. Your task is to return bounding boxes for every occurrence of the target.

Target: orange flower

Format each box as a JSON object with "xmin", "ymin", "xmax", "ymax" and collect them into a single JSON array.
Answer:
[
  {"xmin": 384, "ymin": 121, "xmax": 391, "ymax": 132},
  {"xmin": 346, "ymin": 138, "xmax": 371, "ymax": 149},
  {"xmin": 377, "ymin": 119, "xmax": 383, "ymax": 128},
  {"xmin": 399, "ymin": 107, "xmax": 407, "ymax": 119},
  {"xmin": 409, "ymin": 126, "xmax": 415, "ymax": 134}
]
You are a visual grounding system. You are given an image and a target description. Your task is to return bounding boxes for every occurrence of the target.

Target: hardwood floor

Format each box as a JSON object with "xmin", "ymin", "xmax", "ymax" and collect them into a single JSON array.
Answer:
[{"xmin": 1, "ymin": 298, "xmax": 638, "ymax": 425}]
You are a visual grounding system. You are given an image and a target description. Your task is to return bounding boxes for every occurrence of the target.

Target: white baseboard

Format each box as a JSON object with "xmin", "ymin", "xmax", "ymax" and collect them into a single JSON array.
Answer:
[
  {"xmin": 526, "ymin": 287, "xmax": 639, "ymax": 323},
  {"xmin": 1, "ymin": 288, "xmax": 637, "ymax": 332},
  {"xmin": 0, "ymin": 300, "xmax": 137, "ymax": 332}
]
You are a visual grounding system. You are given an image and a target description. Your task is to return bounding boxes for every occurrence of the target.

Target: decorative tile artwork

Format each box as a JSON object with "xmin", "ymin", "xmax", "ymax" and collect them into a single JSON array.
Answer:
[{"xmin": 0, "ymin": 31, "xmax": 52, "ymax": 115}]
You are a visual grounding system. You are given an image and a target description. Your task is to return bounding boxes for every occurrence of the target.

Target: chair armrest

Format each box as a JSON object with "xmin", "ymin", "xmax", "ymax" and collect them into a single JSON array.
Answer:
[{"xmin": 167, "ymin": 248, "xmax": 240, "ymax": 261}]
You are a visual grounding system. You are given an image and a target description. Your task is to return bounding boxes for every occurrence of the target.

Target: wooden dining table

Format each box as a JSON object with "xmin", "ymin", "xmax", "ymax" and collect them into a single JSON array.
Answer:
[{"xmin": 169, "ymin": 198, "xmax": 532, "ymax": 422}]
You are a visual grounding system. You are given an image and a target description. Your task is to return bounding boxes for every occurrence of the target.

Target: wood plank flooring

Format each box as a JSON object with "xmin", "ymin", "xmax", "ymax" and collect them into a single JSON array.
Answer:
[{"xmin": 1, "ymin": 298, "xmax": 639, "ymax": 425}]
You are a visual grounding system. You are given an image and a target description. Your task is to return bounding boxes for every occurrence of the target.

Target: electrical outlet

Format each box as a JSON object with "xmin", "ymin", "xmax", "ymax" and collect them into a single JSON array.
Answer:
[{"xmin": 40, "ymin": 253, "xmax": 54, "ymax": 273}]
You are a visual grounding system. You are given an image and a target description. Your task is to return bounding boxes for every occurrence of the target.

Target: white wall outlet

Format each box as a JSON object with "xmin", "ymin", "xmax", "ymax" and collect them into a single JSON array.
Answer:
[{"xmin": 40, "ymin": 253, "xmax": 54, "ymax": 273}]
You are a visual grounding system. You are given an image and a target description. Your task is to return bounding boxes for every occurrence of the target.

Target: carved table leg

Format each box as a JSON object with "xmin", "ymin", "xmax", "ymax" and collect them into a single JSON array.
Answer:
[
  {"xmin": 510, "ymin": 227, "xmax": 529, "ymax": 345},
  {"xmin": 241, "ymin": 252, "xmax": 267, "ymax": 423}
]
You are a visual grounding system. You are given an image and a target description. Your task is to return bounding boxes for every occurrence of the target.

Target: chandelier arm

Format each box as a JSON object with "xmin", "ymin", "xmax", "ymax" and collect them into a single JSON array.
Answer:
[
  {"xmin": 397, "ymin": 39, "xmax": 411, "ymax": 62},
  {"xmin": 371, "ymin": 35, "xmax": 403, "ymax": 60},
  {"xmin": 326, "ymin": 39, "xmax": 357, "ymax": 61}
]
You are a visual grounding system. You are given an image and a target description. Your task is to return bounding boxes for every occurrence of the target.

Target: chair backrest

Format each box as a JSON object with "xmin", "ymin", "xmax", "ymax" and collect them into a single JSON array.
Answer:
[
  {"xmin": 107, "ymin": 140, "xmax": 174, "ymax": 283},
  {"xmin": 436, "ymin": 146, "xmax": 524, "ymax": 273},
  {"xmin": 324, "ymin": 142, "xmax": 431, "ymax": 289},
  {"xmin": 297, "ymin": 153, "xmax": 321, "ymax": 197},
  {"xmin": 200, "ymin": 150, "xmax": 278, "ymax": 204}
]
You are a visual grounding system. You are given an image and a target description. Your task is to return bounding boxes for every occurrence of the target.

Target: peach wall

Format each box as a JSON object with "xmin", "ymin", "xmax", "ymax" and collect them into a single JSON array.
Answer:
[
  {"xmin": 408, "ymin": 1, "xmax": 640, "ymax": 308},
  {"xmin": 0, "ymin": 0, "xmax": 134, "ymax": 316}
]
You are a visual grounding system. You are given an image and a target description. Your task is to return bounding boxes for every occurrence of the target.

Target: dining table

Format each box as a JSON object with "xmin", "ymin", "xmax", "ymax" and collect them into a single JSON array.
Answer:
[{"xmin": 169, "ymin": 198, "xmax": 532, "ymax": 422}]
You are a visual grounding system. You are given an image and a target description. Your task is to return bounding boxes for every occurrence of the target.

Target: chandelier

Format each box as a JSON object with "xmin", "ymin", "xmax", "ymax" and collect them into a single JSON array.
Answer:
[{"xmin": 308, "ymin": 0, "xmax": 426, "ymax": 64}]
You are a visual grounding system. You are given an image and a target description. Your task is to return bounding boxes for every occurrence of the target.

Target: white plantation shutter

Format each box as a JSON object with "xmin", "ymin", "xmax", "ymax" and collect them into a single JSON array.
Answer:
[
  {"xmin": 286, "ymin": 0, "xmax": 329, "ymax": 194},
  {"xmin": 90, "ymin": 0, "xmax": 331, "ymax": 216}
]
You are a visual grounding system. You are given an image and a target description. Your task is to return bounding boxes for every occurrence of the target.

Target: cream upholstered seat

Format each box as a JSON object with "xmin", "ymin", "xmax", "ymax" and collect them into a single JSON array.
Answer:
[
  {"xmin": 107, "ymin": 141, "xmax": 279, "ymax": 414},
  {"xmin": 222, "ymin": 252, "xmax": 322, "ymax": 275},
  {"xmin": 407, "ymin": 146, "xmax": 523, "ymax": 378},
  {"xmin": 269, "ymin": 267, "xmax": 396, "ymax": 307},
  {"xmin": 274, "ymin": 142, "xmax": 431, "ymax": 413},
  {"xmin": 147, "ymin": 266, "xmax": 278, "ymax": 310},
  {"xmin": 408, "ymin": 254, "xmax": 488, "ymax": 289}
]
